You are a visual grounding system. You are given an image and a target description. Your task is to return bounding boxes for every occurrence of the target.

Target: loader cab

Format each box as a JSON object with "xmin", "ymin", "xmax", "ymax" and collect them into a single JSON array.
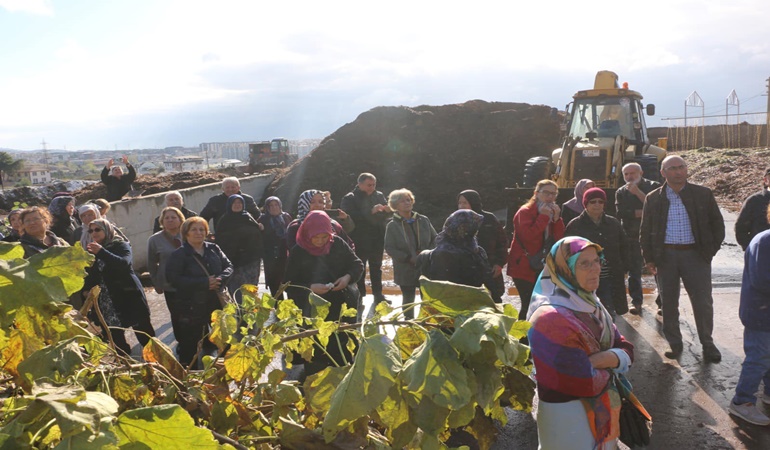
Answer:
[
  {"xmin": 565, "ymin": 96, "xmax": 652, "ymax": 145},
  {"xmin": 271, "ymin": 138, "xmax": 289, "ymax": 153}
]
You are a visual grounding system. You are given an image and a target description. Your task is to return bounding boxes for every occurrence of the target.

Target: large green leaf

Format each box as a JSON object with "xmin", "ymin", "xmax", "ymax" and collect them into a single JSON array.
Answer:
[
  {"xmin": 114, "ymin": 404, "xmax": 227, "ymax": 449},
  {"xmin": 0, "ymin": 242, "xmax": 24, "ymax": 261},
  {"xmin": 209, "ymin": 308, "xmax": 238, "ymax": 352},
  {"xmin": 322, "ymin": 334, "xmax": 402, "ymax": 443},
  {"xmin": 401, "ymin": 329, "xmax": 472, "ymax": 410},
  {"xmin": 142, "ymin": 337, "xmax": 186, "ymax": 381},
  {"xmin": 16, "ymin": 338, "xmax": 85, "ymax": 392},
  {"xmin": 25, "ymin": 245, "xmax": 93, "ymax": 299},
  {"xmin": 419, "ymin": 277, "xmax": 498, "ymax": 314},
  {"xmin": 501, "ymin": 367, "xmax": 536, "ymax": 412},
  {"xmin": 375, "ymin": 383, "xmax": 416, "ymax": 449},
  {"xmin": 304, "ymin": 365, "xmax": 350, "ymax": 414},
  {"xmin": 223, "ymin": 343, "xmax": 260, "ymax": 382},
  {"xmin": 308, "ymin": 293, "xmax": 330, "ymax": 321},
  {"xmin": 450, "ymin": 310, "xmax": 523, "ymax": 366}
]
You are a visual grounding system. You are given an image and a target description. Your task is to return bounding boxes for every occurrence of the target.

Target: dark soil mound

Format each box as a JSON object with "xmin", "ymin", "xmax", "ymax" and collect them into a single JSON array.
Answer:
[
  {"xmin": 71, "ymin": 170, "xmax": 233, "ymax": 204},
  {"xmin": 266, "ymin": 100, "xmax": 561, "ymax": 224}
]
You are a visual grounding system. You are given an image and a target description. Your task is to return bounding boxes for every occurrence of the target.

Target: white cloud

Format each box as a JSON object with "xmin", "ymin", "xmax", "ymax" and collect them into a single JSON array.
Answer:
[{"xmin": 0, "ymin": 0, "xmax": 53, "ymax": 15}]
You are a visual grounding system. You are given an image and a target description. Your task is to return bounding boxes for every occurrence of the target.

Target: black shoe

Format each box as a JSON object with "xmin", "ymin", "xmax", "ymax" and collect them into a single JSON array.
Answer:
[
  {"xmin": 373, "ymin": 293, "xmax": 390, "ymax": 305},
  {"xmin": 703, "ymin": 344, "xmax": 722, "ymax": 363},
  {"xmin": 629, "ymin": 305, "xmax": 642, "ymax": 315},
  {"xmin": 664, "ymin": 344, "xmax": 683, "ymax": 359},
  {"xmin": 657, "ymin": 308, "xmax": 663, "ymax": 317}
]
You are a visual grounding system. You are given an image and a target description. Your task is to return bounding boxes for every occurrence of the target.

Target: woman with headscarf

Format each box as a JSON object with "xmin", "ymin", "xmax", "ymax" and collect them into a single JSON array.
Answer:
[
  {"xmin": 215, "ymin": 194, "xmax": 263, "ymax": 301},
  {"xmin": 286, "ymin": 189, "xmax": 354, "ymax": 251},
  {"xmin": 258, "ymin": 196, "xmax": 293, "ymax": 297},
  {"xmin": 507, "ymin": 179, "xmax": 565, "ymax": 319},
  {"xmin": 82, "ymin": 218, "xmax": 155, "ymax": 357},
  {"xmin": 18, "ymin": 207, "xmax": 70, "ymax": 258},
  {"xmin": 564, "ymin": 188, "xmax": 630, "ymax": 318},
  {"xmin": 417, "ymin": 209, "xmax": 495, "ymax": 292},
  {"xmin": 457, "ymin": 189, "xmax": 508, "ymax": 302},
  {"xmin": 75, "ymin": 204, "xmax": 102, "ymax": 248},
  {"xmin": 285, "ymin": 210, "xmax": 363, "ymax": 376},
  {"xmin": 527, "ymin": 236, "xmax": 634, "ymax": 449},
  {"xmin": 48, "ymin": 196, "xmax": 77, "ymax": 244},
  {"xmin": 384, "ymin": 189, "xmax": 437, "ymax": 319},
  {"xmin": 561, "ymin": 179, "xmax": 595, "ymax": 225},
  {"xmin": 1, "ymin": 209, "xmax": 24, "ymax": 242}
]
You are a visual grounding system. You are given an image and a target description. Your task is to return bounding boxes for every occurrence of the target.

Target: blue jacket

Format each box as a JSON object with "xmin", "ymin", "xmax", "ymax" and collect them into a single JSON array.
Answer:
[{"xmin": 740, "ymin": 229, "xmax": 770, "ymax": 331}]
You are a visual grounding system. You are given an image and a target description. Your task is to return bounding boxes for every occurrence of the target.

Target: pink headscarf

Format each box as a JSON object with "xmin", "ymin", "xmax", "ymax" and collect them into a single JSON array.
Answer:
[{"xmin": 296, "ymin": 210, "xmax": 335, "ymax": 256}]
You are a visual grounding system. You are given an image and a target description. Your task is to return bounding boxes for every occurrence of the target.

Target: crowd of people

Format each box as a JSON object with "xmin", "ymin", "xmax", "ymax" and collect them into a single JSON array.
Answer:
[{"xmin": 3, "ymin": 154, "xmax": 770, "ymax": 444}]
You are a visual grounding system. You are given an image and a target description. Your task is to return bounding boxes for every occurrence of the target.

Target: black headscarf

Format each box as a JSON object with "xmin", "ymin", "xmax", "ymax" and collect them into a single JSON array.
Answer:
[
  {"xmin": 458, "ymin": 190, "xmax": 483, "ymax": 214},
  {"xmin": 216, "ymin": 194, "xmax": 260, "ymax": 231}
]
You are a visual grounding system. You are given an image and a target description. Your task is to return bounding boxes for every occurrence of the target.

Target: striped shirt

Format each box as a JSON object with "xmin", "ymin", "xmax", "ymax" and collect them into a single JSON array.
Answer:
[{"xmin": 664, "ymin": 185, "xmax": 696, "ymax": 244}]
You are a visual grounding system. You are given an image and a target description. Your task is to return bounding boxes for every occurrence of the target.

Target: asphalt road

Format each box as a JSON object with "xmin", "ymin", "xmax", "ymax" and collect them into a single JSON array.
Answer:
[{"xmin": 125, "ymin": 208, "xmax": 770, "ymax": 449}]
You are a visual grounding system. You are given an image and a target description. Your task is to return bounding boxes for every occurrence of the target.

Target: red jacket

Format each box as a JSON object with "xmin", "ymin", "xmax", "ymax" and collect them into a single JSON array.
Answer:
[{"xmin": 506, "ymin": 203, "xmax": 565, "ymax": 282}]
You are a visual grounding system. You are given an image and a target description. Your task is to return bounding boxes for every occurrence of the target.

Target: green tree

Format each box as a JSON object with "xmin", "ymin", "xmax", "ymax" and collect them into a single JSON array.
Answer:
[{"xmin": 0, "ymin": 151, "xmax": 24, "ymax": 191}]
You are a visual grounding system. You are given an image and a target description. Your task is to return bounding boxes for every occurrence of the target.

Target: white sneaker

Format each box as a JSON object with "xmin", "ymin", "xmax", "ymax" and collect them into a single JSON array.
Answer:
[{"xmin": 728, "ymin": 402, "xmax": 770, "ymax": 426}]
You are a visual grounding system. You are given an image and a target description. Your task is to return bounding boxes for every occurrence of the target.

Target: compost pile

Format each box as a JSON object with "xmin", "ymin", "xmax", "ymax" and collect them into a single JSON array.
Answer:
[{"xmin": 266, "ymin": 100, "xmax": 562, "ymax": 224}]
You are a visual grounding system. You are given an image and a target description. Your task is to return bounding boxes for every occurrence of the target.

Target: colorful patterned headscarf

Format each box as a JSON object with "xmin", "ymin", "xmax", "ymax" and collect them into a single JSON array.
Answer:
[
  {"xmin": 296, "ymin": 189, "xmax": 321, "ymax": 221},
  {"xmin": 529, "ymin": 236, "xmax": 613, "ymax": 349}
]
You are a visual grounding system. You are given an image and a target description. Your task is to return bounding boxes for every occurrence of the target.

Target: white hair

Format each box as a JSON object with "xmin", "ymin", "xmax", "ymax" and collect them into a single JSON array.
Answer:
[
  {"xmin": 622, "ymin": 162, "xmax": 642, "ymax": 172},
  {"xmin": 222, "ymin": 177, "xmax": 240, "ymax": 187},
  {"xmin": 165, "ymin": 191, "xmax": 182, "ymax": 200}
]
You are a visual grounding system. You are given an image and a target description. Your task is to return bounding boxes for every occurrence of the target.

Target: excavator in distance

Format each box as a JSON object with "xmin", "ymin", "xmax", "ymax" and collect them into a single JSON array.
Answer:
[
  {"xmin": 248, "ymin": 138, "xmax": 298, "ymax": 172},
  {"xmin": 506, "ymin": 70, "xmax": 666, "ymax": 230}
]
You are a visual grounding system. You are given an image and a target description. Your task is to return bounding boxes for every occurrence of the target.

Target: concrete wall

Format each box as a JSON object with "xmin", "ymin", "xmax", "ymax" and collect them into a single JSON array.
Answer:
[{"xmin": 108, "ymin": 173, "xmax": 275, "ymax": 272}]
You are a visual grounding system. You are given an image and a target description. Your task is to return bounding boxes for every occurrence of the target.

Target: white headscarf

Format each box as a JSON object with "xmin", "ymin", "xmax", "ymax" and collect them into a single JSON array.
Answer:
[{"xmin": 78, "ymin": 204, "xmax": 102, "ymax": 247}]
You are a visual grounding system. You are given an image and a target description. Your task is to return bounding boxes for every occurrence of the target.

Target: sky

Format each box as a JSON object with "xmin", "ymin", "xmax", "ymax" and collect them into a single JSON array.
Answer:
[{"xmin": 1, "ymin": 0, "xmax": 769, "ymax": 151}]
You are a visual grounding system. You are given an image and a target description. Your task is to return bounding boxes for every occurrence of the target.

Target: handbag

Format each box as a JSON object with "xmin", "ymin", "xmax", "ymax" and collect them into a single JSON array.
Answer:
[
  {"xmin": 515, "ymin": 232, "xmax": 552, "ymax": 272},
  {"xmin": 614, "ymin": 374, "xmax": 652, "ymax": 447},
  {"xmin": 192, "ymin": 254, "xmax": 236, "ymax": 309}
]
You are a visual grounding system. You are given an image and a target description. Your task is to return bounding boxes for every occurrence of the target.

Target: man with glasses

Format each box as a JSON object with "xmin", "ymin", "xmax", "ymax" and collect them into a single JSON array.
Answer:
[
  {"xmin": 615, "ymin": 162, "xmax": 660, "ymax": 315},
  {"xmin": 640, "ymin": 155, "xmax": 725, "ymax": 362}
]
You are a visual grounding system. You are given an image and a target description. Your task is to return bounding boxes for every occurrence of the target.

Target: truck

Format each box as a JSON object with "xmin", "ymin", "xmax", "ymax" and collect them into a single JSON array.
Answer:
[
  {"xmin": 248, "ymin": 138, "xmax": 298, "ymax": 172},
  {"xmin": 506, "ymin": 70, "xmax": 666, "ymax": 229}
]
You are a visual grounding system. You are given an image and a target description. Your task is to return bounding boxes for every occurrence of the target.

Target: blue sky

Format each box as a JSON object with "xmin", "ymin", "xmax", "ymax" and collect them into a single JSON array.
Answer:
[{"xmin": 1, "ymin": 0, "xmax": 769, "ymax": 150}]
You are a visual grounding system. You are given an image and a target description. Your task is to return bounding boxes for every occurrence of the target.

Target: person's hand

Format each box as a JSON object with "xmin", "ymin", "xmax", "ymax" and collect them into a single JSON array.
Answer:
[
  {"xmin": 589, "ymin": 350, "xmax": 620, "ymax": 369},
  {"xmin": 549, "ymin": 203, "xmax": 561, "ymax": 221},
  {"xmin": 337, "ymin": 209, "xmax": 348, "ymax": 220},
  {"xmin": 409, "ymin": 255, "xmax": 418, "ymax": 266},
  {"xmin": 86, "ymin": 242, "xmax": 102, "ymax": 254},
  {"xmin": 538, "ymin": 204, "xmax": 553, "ymax": 217},
  {"xmin": 311, "ymin": 283, "xmax": 333, "ymax": 294},
  {"xmin": 107, "ymin": 159, "xmax": 114, "ymax": 169},
  {"xmin": 121, "ymin": 155, "xmax": 129, "ymax": 165},
  {"xmin": 492, "ymin": 264, "xmax": 503, "ymax": 278},
  {"xmin": 332, "ymin": 274, "xmax": 351, "ymax": 291},
  {"xmin": 208, "ymin": 276, "xmax": 221, "ymax": 290},
  {"xmin": 645, "ymin": 262, "xmax": 657, "ymax": 275},
  {"xmin": 154, "ymin": 287, "xmax": 164, "ymax": 294},
  {"xmin": 634, "ymin": 209, "xmax": 643, "ymax": 218},
  {"xmin": 257, "ymin": 222, "xmax": 264, "ymax": 231}
]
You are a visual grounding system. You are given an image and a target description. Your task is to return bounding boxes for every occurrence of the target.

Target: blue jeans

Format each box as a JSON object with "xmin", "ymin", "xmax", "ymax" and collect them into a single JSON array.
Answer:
[{"xmin": 733, "ymin": 328, "xmax": 770, "ymax": 404}]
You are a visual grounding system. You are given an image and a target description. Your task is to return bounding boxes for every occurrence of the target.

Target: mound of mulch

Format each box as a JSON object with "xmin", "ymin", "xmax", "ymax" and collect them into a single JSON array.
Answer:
[{"xmin": 266, "ymin": 100, "xmax": 562, "ymax": 224}]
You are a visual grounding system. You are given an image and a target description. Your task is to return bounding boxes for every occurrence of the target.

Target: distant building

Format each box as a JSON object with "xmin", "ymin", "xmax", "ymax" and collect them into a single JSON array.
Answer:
[
  {"xmin": 138, "ymin": 161, "xmax": 160, "ymax": 174},
  {"xmin": 164, "ymin": 156, "xmax": 204, "ymax": 173},
  {"xmin": 200, "ymin": 142, "xmax": 254, "ymax": 162},
  {"xmin": 2, "ymin": 165, "xmax": 52, "ymax": 185}
]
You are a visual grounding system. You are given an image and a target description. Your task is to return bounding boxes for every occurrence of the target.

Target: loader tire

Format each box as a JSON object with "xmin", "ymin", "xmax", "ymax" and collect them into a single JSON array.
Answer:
[
  {"xmin": 522, "ymin": 156, "xmax": 553, "ymax": 188},
  {"xmin": 634, "ymin": 154, "xmax": 660, "ymax": 182}
]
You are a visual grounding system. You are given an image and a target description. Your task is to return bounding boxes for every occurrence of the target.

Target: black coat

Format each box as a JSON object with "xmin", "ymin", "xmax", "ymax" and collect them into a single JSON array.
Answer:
[
  {"xmin": 19, "ymin": 231, "xmax": 69, "ymax": 258},
  {"xmin": 339, "ymin": 187, "xmax": 390, "ymax": 252},
  {"xmin": 100, "ymin": 164, "xmax": 136, "ymax": 201},
  {"xmin": 258, "ymin": 212, "xmax": 292, "ymax": 261},
  {"xmin": 735, "ymin": 188, "xmax": 770, "ymax": 251},
  {"xmin": 50, "ymin": 215, "xmax": 77, "ymax": 245},
  {"xmin": 285, "ymin": 237, "xmax": 363, "ymax": 319},
  {"xmin": 166, "ymin": 242, "xmax": 233, "ymax": 325},
  {"xmin": 614, "ymin": 178, "xmax": 660, "ymax": 239},
  {"xmin": 153, "ymin": 206, "xmax": 198, "ymax": 234},
  {"xmin": 640, "ymin": 182, "xmax": 725, "ymax": 265},
  {"xmin": 82, "ymin": 241, "xmax": 149, "ymax": 327},
  {"xmin": 215, "ymin": 212, "xmax": 262, "ymax": 267},
  {"xmin": 417, "ymin": 245, "xmax": 494, "ymax": 292},
  {"xmin": 477, "ymin": 211, "xmax": 508, "ymax": 268},
  {"xmin": 200, "ymin": 192, "xmax": 260, "ymax": 232},
  {"xmin": 565, "ymin": 212, "xmax": 629, "ymax": 313}
]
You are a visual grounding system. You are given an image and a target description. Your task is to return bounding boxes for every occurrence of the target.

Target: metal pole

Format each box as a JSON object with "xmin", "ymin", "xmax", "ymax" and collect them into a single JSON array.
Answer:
[{"xmin": 766, "ymin": 77, "xmax": 770, "ymax": 148}]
